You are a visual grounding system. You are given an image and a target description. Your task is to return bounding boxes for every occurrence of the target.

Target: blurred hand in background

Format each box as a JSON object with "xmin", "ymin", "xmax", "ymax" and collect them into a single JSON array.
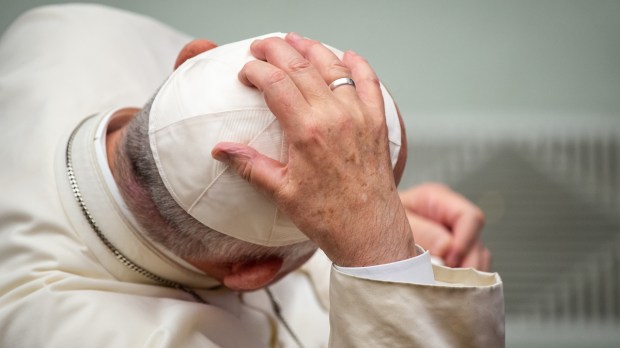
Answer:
[{"xmin": 400, "ymin": 183, "xmax": 490, "ymax": 271}]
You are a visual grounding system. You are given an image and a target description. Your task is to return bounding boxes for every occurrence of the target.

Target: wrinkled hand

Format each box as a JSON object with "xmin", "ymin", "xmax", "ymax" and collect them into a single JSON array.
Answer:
[
  {"xmin": 212, "ymin": 33, "xmax": 417, "ymax": 267},
  {"xmin": 400, "ymin": 183, "xmax": 490, "ymax": 271}
]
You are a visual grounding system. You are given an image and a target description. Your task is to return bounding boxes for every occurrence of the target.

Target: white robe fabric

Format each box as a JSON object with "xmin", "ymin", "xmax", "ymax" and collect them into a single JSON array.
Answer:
[{"xmin": 0, "ymin": 4, "xmax": 504, "ymax": 347}]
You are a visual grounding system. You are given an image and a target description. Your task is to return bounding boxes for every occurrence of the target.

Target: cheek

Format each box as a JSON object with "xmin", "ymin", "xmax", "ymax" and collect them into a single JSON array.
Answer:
[
  {"xmin": 393, "ymin": 106, "xmax": 408, "ymax": 187},
  {"xmin": 393, "ymin": 150, "xmax": 407, "ymax": 187}
]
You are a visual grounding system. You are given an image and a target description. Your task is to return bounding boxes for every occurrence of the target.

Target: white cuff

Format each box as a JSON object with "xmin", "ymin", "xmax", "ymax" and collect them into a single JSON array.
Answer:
[{"xmin": 334, "ymin": 246, "xmax": 435, "ymax": 285}]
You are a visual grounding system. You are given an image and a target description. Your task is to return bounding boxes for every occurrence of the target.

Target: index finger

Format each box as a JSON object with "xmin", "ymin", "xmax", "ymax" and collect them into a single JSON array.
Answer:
[
  {"xmin": 250, "ymin": 37, "xmax": 331, "ymax": 103},
  {"xmin": 239, "ymin": 58, "xmax": 310, "ymax": 134},
  {"xmin": 284, "ymin": 33, "xmax": 357, "ymax": 100}
]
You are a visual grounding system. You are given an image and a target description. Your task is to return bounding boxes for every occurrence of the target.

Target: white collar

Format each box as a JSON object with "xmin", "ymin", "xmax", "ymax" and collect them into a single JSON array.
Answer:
[
  {"xmin": 61, "ymin": 110, "xmax": 220, "ymax": 289},
  {"xmin": 93, "ymin": 109, "xmax": 204, "ymax": 274}
]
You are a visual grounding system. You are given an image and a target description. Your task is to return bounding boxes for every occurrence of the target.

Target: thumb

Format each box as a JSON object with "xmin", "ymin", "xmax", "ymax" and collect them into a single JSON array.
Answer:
[
  {"xmin": 406, "ymin": 212, "xmax": 452, "ymax": 259},
  {"xmin": 212, "ymin": 142, "xmax": 286, "ymax": 199}
]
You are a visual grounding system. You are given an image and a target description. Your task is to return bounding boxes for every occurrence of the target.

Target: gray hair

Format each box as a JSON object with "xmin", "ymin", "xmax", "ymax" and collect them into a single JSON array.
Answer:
[{"xmin": 114, "ymin": 96, "xmax": 316, "ymax": 263}]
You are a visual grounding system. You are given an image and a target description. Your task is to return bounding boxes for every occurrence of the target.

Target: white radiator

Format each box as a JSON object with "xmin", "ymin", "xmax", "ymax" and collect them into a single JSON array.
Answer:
[{"xmin": 401, "ymin": 119, "xmax": 620, "ymax": 345}]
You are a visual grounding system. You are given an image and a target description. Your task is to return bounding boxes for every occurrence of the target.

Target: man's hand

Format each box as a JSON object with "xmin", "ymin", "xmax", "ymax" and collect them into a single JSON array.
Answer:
[
  {"xmin": 212, "ymin": 33, "xmax": 417, "ymax": 267},
  {"xmin": 400, "ymin": 183, "xmax": 490, "ymax": 271}
]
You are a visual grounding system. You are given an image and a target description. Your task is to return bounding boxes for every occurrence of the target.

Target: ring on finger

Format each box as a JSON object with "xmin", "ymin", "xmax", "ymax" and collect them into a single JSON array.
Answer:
[{"xmin": 329, "ymin": 77, "xmax": 355, "ymax": 91}]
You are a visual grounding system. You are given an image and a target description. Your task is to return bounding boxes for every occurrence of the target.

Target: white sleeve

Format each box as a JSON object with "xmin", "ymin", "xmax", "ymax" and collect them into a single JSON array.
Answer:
[{"xmin": 333, "ymin": 246, "xmax": 435, "ymax": 285}]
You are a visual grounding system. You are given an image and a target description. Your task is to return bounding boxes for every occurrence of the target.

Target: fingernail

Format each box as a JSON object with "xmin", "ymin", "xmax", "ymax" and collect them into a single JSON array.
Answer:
[
  {"xmin": 212, "ymin": 149, "xmax": 230, "ymax": 163},
  {"xmin": 287, "ymin": 32, "xmax": 302, "ymax": 42}
]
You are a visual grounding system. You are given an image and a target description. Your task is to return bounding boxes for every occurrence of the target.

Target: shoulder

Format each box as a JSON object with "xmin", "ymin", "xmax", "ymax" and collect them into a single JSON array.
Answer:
[{"xmin": 3, "ymin": 4, "xmax": 191, "ymax": 47}]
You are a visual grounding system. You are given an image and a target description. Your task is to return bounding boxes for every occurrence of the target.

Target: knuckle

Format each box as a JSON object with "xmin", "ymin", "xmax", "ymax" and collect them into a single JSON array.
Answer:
[
  {"xmin": 288, "ymin": 57, "xmax": 312, "ymax": 73},
  {"xmin": 266, "ymin": 69, "xmax": 288, "ymax": 86},
  {"xmin": 295, "ymin": 120, "xmax": 324, "ymax": 147},
  {"xmin": 299, "ymin": 122, "xmax": 321, "ymax": 143},
  {"xmin": 327, "ymin": 61, "xmax": 350, "ymax": 79}
]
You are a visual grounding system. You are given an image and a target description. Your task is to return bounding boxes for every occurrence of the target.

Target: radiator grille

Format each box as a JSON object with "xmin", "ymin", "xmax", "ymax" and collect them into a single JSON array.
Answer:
[{"xmin": 403, "ymin": 128, "xmax": 620, "ymax": 324}]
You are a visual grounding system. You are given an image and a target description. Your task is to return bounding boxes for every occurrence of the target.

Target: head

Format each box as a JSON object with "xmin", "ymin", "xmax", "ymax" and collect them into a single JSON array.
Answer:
[{"xmin": 108, "ymin": 38, "xmax": 408, "ymax": 291}]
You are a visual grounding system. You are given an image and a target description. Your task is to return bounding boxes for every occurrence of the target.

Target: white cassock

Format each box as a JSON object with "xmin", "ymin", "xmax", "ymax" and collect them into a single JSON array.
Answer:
[{"xmin": 0, "ymin": 4, "xmax": 504, "ymax": 347}]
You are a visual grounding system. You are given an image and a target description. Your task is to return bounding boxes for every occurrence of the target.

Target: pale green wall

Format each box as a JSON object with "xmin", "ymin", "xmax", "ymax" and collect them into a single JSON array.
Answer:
[
  {"xmin": 2, "ymin": 0, "xmax": 619, "ymax": 131},
  {"xmin": 2, "ymin": 2, "xmax": 619, "ymax": 347}
]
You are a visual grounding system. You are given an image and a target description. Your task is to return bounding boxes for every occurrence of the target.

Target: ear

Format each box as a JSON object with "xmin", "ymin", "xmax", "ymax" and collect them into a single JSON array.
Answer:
[
  {"xmin": 393, "ymin": 103, "xmax": 408, "ymax": 187},
  {"xmin": 223, "ymin": 258, "xmax": 283, "ymax": 291},
  {"xmin": 174, "ymin": 39, "xmax": 218, "ymax": 70}
]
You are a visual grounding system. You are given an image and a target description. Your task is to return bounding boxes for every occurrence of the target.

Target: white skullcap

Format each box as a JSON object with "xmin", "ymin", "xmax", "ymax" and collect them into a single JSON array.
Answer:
[{"xmin": 149, "ymin": 33, "xmax": 401, "ymax": 247}]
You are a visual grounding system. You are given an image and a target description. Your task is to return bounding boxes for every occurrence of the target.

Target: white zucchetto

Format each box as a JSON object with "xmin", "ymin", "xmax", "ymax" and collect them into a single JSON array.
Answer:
[{"xmin": 149, "ymin": 33, "xmax": 401, "ymax": 246}]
